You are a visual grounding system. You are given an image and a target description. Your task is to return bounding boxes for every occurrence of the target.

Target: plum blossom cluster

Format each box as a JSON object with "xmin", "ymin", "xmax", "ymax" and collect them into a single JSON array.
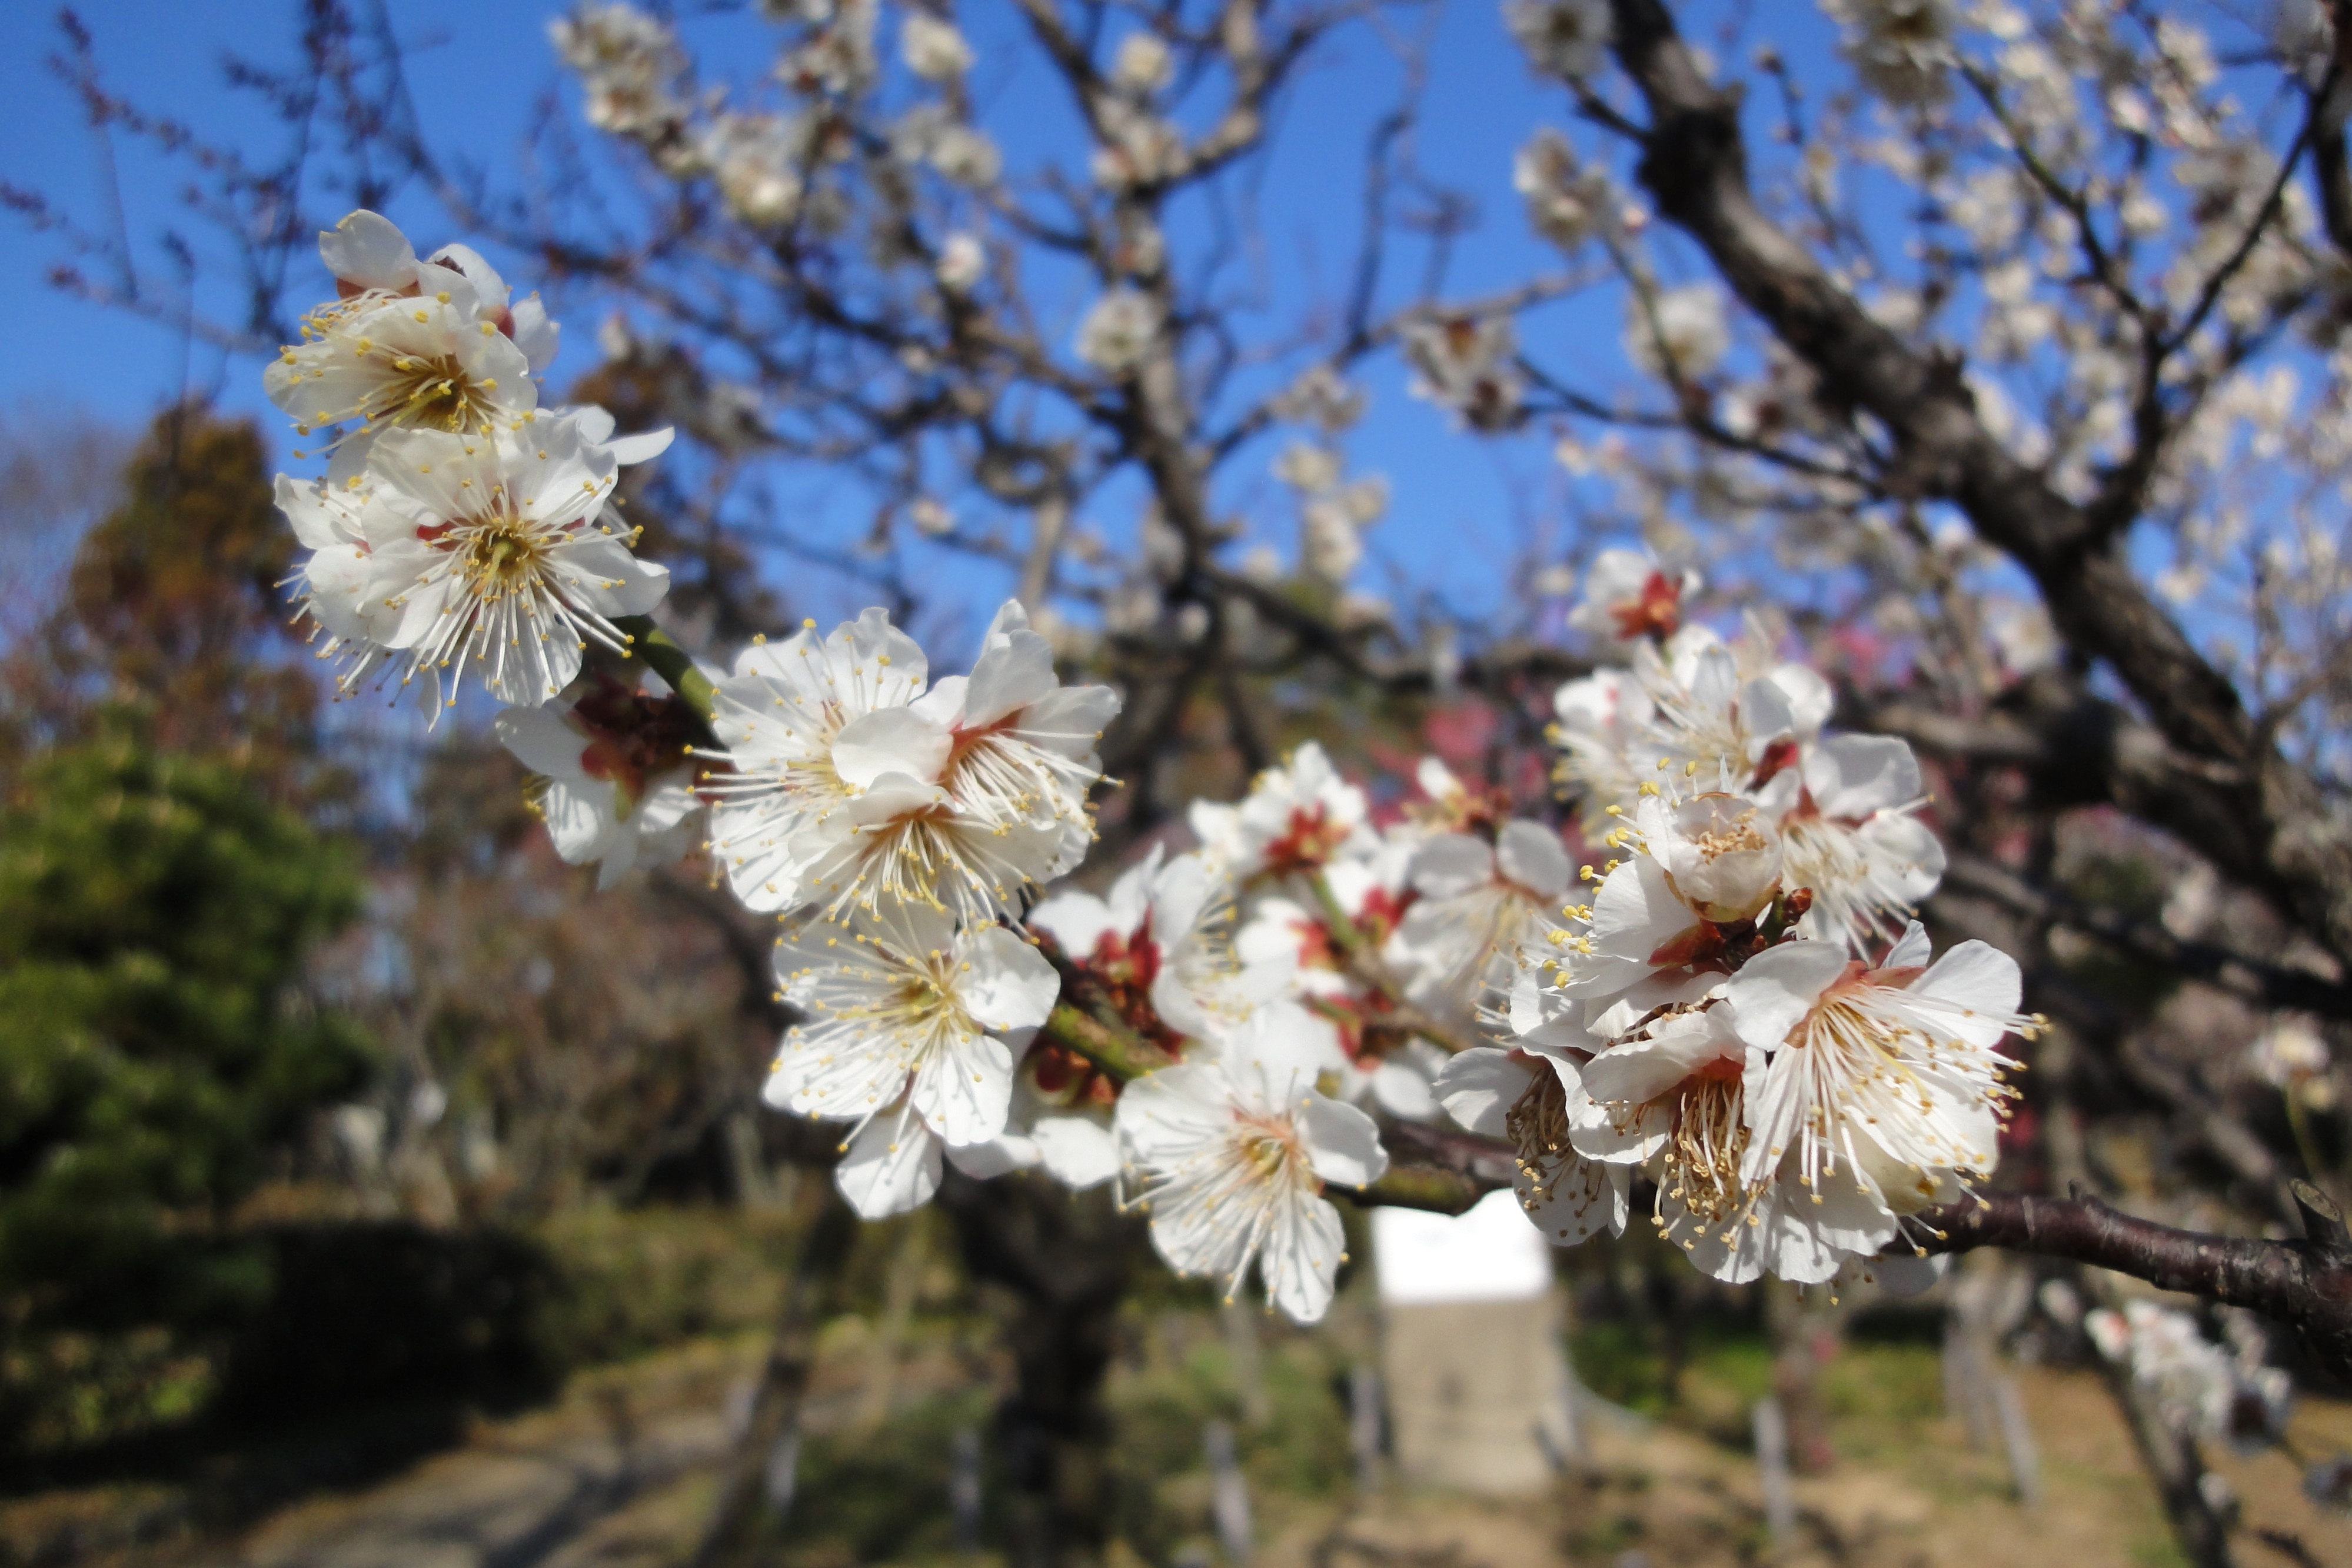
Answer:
[
  {"xmin": 1434, "ymin": 547, "xmax": 2037, "ymax": 1290},
  {"xmin": 261, "ymin": 208, "xmax": 2039, "ymax": 1329}
]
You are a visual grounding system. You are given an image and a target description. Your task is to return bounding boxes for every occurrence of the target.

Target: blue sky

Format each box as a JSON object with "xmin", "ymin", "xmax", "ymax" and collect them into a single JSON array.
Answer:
[{"xmin": 0, "ymin": 0, "xmax": 1875, "ymax": 648}]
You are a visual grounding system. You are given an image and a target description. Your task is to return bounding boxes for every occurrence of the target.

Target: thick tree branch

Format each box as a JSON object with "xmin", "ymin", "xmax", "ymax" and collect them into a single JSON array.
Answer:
[
  {"xmin": 1919, "ymin": 1190, "xmax": 2352, "ymax": 1380},
  {"xmin": 1598, "ymin": 1, "xmax": 2352, "ymax": 967}
]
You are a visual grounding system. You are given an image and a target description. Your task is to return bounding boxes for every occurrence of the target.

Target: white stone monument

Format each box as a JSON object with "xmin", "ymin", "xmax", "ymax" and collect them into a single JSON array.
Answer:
[{"xmin": 1372, "ymin": 1189, "xmax": 1577, "ymax": 1493}]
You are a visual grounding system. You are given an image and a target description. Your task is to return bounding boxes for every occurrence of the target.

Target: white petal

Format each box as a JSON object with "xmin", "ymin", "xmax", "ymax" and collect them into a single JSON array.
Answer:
[
  {"xmin": 1867, "ymin": 1250, "xmax": 1950, "ymax": 1298},
  {"xmin": 318, "ymin": 209, "xmax": 414, "ymax": 289},
  {"xmin": 1495, "ymin": 820, "xmax": 1575, "ymax": 897},
  {"xmin": 1259, "ymin": 1191, "xmax": 1346, "ymax": 1323},
  {"xmin": 1030, "ymin": 1114, "xmax": 1120, "ymax": 1189},
  {"xmin": 1721, "ymin": 940, "xmax": 1849, "ymax": 1051},
  {"xmin": 605, "ymin": 425, "xmax": 676, "ymax": 466},
  {"xmin": 910, "ymin": 1030, "xmax": 1016, "ymax": 1146},
  {"xmin": 1408, "ymin": 834, "xmax": 1495, "ymax": 900},
  {"xmin": 541, "ymin": 778, "xmax": 623, "ymax": 864},
  {"xmin": 946, "ymin": 1132, "xmax": 1040, "ymax": 1179},
  {"xmin": 954, "ymin": 926, "xmax": 1062, "ymax": 1032},
  {"xmin": 1433, "ymin": 1047, "xmax": 1531, "ymax": 1138},
  {"xmin": 1581, "ymin": 1016, "xmax": 1736, "ymax": 1104},
  {"xmin": 834, "ymin": 1111, "xmax": 944, "ymax": 1218},
  {"xmin": 1027, "ymin": 890, "xmax": 1118, "ymax": 957},
  {"xmin": 1302, "ymin": 1095, "xmax": 1389, "ymax": 1188},
  {"xmin": 510, "ymin": 295, "xmax": 562, "ymax": 375},
  {"xmin": 495, "ymin": 704, "xmax": 588, "ymax": 780},
  {"xmin": 834, "ymin": 707, "xmax": 953, "ymax": 788},
  {"xmin": 962, "ymin": 628, "xmax": 1059, "ymax": 727}
]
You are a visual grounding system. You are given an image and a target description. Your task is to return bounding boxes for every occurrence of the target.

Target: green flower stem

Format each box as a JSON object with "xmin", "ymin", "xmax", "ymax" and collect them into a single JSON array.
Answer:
[
  {"xmin": 612, "ymin": 614, "xmax": 718, "ymax": 733},
  {"xmin": 1343, "ymin": 1167, "xmax": 1486, "ymax": 1216},
  {"xmin": 1042, "ymin": 1002, "xmax": 1175, "ymax": 1084}
]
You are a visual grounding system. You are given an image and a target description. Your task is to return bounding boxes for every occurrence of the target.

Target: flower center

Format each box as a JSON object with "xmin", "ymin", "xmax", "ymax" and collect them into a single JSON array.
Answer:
[
  {"xmin": 381, "ymin": 351, "xmax": 495, "ymax": 433},
  {"xmin": 1505, "ymin": 1062, "xmax": 1575, "ymax": 1202},
  {"xmin": 456, "ymin": 508, "xmax": 548, "ymax": 595},
  {"xmin": 1233, "ymin": 1112, "xmax": 1308, "ymax": 1181},
  {"xmin": 1664, "ymin": 1073, "xmax": 1748, "ymax": 1224}
]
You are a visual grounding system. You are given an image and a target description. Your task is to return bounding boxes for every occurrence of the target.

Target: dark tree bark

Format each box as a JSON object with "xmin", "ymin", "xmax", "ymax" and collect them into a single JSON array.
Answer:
[
  {"xmin": 937, "ymin": 1171, "xmax": 1149, "ymax": 1568},
  {"xmin": 1603, "ymin": 0, "xmax": 2352, "ymax": 969},
  {"xmin": 690, "ymin": 1194, "xmax": 862, "ymax": 1568}
]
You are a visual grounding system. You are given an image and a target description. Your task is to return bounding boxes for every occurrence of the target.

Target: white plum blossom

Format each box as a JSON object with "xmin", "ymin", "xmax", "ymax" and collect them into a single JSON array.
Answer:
[
  {"xmin": 1764, "ymin": 735, "xmax": 1945, "ymax": 952},
  {"xmin": 704, "ymin": 113, "xmax": 809, "ymax": 227},
  {"xmin": 1112, "ymin": 31, "xmax": 1173, "ymax": 92},
  {"xmin": 1568, "ymin": 547, "xmax": 1698, "ymax": 650},
  {"xmin": 1076, "ymin": 287, "xmax": 1161, "ymax": 374},
  {"xmin": 1030, "ymin": 846, "xmax": 1290, "ymax": 1043},
  {"xmin": 936, "ymin": 232, "xmax": 986, "ymax": 292},
  {"xmin": 1626, "ymin": 282, "xmax": 1730, "ymax": 381},
  {"xmin": 2249, "ymin": 1016, "xmax": 2336, "ymax": 1106},
  {"xmin": 1387, "ymin": 821, "xmax": 1576, "ymax": 1017},
  {"xmin": 550, "ymin": 4, "xmax": 690, "ymax": 139},
  {"xmin": 267, "ymin": 214, "xmax": 554, "ymax": 476},
  {"xmin": 1825, "ymin": 0, "xmax": 1958, "ymax": 106},
  {"xmin": 707, "ymin": 602, "xmax": 1114, "ymax": 923},
  {"xmin": 766, "ymin": 897, "xmax": 1060, "ymax": 1151},
  {"xmin": 318, "ymin": 413, "xmax": 672, "ymax": 710},
  {"xmin": 900, "ymin": 12, "xmax": 973, "ymax": 79},
  {"xmin": 1115, "ymin": 1003, "xmax": 1389, "ymax": 1323},
  {"xmin": 1403, "ymin": 311, "xmax": 1523, "ymax": 430},
  {"xmin": 1722, "ymin": 924, "xmax": 2028, "ymax": 1255},
  {"xmin": 2087, "ymin": 1301, "xmax": 2294, "ymax": 1449},
  {"xmin": 495, "ymin": 678, "xmax": 700, "ymax": 890},
  {"xmin": 1514, "ymin": 128, "xmax": 1615, "ymax": 251},
  {"xmin": 1549, "ymin": 669, "xmax": 1654, "ymax": 834},
  {"xmin": 1504, "ymin": 0, "xmax": 1614, "ymax": 81},
  {"xmin": 1435, "ymin": 1043, "xmax": 1629, "ymax": 1247},
  {"xmin": 1189, "ymin": 741, "xmax": 1378, "ymax": 885}
]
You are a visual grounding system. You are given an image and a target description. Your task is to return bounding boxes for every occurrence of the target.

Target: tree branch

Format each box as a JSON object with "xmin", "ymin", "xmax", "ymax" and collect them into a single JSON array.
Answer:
[{"xmin": 1919, "ymin": 1190, "xmax": 2352, "ymax": 1381}]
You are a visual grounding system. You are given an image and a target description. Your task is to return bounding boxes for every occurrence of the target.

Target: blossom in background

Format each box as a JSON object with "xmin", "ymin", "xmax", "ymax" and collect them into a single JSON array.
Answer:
[
  {"xmin": 1567, "ymin": 547, "xmax": 1698, "ymax": 650},
  {"xmin": 2088, "ymin": 1300, "xmax": 2293, "ymax": 1450},
  {"xmin": 1625, "ymin": 282, "xmax": 1729, "ymax": 381},
  {"xmin": 2248, "ymin": 1016, "xmax": 2336, "ymax": 1106},
  {"xmin": 318, "ymin": 413, "xmax": 671, "ymax": 709},
  {"xmin": 1825, "ymin": 0, "xmax": 1958, "ymax": 106},
  {"xmin": 1076, "ymin": 288, "xmax": 1162, "ymax": 374},
  {"xmin": 494, "ymin": 667, "xmax": 703, "ymax": 889},
  {"xmin": 1503, "ymin": 0, "xmax": 1614, "ymax": 81},
  {"xmin": 1115, "ymin": 1003, "xmax": 1388, "ymax": 1323},
  {"xmin": 1112, "ymin": 31, "xmax": 1172, "ymax": 92},
  {"xmin": 703, "ymin": 112, "xmax": 810, "ymax": 227},
  {"xmin": 549, "ymin": 4, "xmax": 690, "ymax": 139},
  {"xmin": 1403, "ymin": 311, "xmax": 1523, "ymax": 430},
  {"xmin": 900, "ymin": 12, "xmax": 973, "ymax": 79},
  {"xmin": 936, "ymin": 232, "xmax": 986, "ymax": 292},
  {"xmin": 1513, "ymin": 128, "xmax": 1615, "ymax": 251},
  {"xmin": 768, "ymin": 896, "xmax": 1060, "ymax": 1153}
]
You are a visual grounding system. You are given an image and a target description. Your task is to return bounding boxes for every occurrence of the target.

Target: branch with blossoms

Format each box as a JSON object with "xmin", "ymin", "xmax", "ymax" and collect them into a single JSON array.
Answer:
[{"xmin": 232, "ymin": 211, "xmax": 2330, "ymax": 1380}]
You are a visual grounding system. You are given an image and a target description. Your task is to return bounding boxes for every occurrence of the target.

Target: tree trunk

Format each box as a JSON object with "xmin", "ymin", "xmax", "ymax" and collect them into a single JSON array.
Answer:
[
  {"xmin": 938, "ymin": 1171, "xmax": 1145, "ymax": 1568},
  {"xmin": 688, "ymin": 1194, "xmax": 860, "ymax": 1568}
]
